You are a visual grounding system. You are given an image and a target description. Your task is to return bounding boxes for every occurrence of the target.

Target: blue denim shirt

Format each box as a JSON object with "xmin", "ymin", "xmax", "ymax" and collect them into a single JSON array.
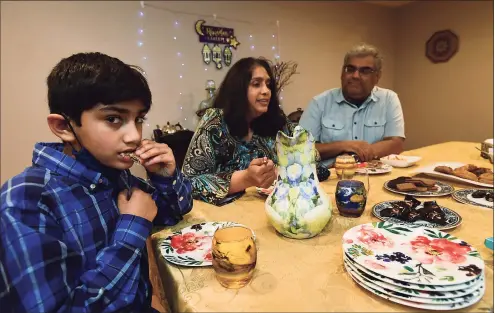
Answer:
[{"xmin": 299, "ymin": 86, "xmax": 405, "ymax": 167}]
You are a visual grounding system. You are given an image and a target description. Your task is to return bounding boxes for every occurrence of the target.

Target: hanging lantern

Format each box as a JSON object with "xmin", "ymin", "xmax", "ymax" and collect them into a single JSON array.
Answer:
[
  {"xmin": 202, "ymin": 44, "xmax": 212, "ymax": 65},
  {"xmin": 212, "ymin": 44, "xmax": 222, "ymax": 69},
  {"xmin": 223, "ymin": 46, "xmax": 232, "ymax": 66}
]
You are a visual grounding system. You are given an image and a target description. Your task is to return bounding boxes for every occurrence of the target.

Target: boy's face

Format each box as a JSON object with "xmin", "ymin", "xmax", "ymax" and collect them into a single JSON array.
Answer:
[{"xmin": 71, "ymin": 100, "xmax": 148, "ymax": 170}]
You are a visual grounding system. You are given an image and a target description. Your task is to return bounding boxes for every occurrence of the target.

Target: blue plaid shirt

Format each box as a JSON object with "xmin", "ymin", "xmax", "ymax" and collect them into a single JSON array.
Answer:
[{"xmin": 0, "ymin": 143, "xmax": 193, "ymax": 312}]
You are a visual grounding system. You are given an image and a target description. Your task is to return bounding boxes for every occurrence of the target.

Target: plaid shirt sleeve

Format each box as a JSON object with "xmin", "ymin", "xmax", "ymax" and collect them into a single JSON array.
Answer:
[
  {"xmin": 147, "ymin": 168, "xmax": 193, "ymax": 226},
  {"xmin": 1, "ymin": 189, "xmax": 154, "ymax": 312}
]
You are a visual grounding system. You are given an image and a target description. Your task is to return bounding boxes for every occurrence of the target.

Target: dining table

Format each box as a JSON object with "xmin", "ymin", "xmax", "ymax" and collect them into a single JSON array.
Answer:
[{"xmin": 150, "ymin": 141, "xmax": 494, "ymax": 312}]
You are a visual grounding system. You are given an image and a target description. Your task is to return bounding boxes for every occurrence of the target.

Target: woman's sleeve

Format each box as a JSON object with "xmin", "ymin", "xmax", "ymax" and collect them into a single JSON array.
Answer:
[{"xmin": 182, "ymin": 109, "xmax": 242, "ymax": 205}]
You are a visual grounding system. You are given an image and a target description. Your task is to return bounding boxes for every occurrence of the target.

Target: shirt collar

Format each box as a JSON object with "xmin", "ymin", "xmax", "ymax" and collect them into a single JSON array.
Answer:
[
  {"xmin": 32, "ymin": 142, "xmax": 105, "ymax": 187},
  {"xmin": 337, "ymin": 86, "xmax": 379, "ymax": 106}
]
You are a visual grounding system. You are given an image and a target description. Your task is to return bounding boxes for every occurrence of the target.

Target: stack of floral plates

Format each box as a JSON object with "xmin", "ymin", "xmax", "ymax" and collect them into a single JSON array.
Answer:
[{"xmin": 342, "ymin": 222, "xmax": 485, "ymax": 310}]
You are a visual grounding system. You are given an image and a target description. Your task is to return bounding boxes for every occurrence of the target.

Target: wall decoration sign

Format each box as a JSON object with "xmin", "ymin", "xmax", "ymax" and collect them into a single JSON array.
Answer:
[
  {"xmin": 425, "ymin": 30, "xmax": 459, "ymax": 64},
  {"xmin": 194, "ymin": 20, "xmax": 240, "ymax": 69}
]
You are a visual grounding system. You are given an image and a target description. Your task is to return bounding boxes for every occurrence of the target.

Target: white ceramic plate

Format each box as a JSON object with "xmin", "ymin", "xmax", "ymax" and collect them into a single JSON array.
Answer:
[
  {"xmin": 381, "ymin": 155, "xmax": 422, "ymax": 168},
  {"xmin": 343, "ymin": 257, "xmax": 482, "ymax": 298},
  {"xmin": 372, "ymin": 200, "xmax": 462, "ymax": 230},
  {"xmin": 342, "ymin": 222, "xmax": 484, "ymax": 286},
  {"xmin": 345, "ymin": 262, "xmax": 485, "ymax": 310},
  {"xmin": 344, "ymin": 261, "xmax": 482, "ymax": 305},
  {"xmin": 410, "ymin": 162, "xmax": 493, "ymax": 188},
  {"xmin": 356, "ymin": 163, "xmax": 393, "ymax": 175},
  {"xmin": 344, "ymin": 250, "xmax": 484, "ymax": 292},
  {"xmin": 451, "ymin": 189, "xmax": 494, "ymax": 209},
  {"xmin": 159, "ymin": 221, "xmax": 255, "ymax": 267},
  {"xmin": 383, "ymin": 180, "xmax": 454, "ymax": 197}
]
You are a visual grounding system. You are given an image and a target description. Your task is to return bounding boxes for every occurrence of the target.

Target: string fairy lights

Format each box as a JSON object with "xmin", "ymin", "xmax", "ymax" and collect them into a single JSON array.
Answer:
[
  {"xmin": 136, "ymin": 1, "xmax": 153, "ymax": 135},
  {"xmin": 137, "ymin": 1, "xmax": 146, "ymax": 75},
  {"xmin": 137, "ymin": 2, "xmax": 285, "ymax": 125},
  {"xmin": 171, "ymin": 18, "xmax": 190, "ymax": 124}
]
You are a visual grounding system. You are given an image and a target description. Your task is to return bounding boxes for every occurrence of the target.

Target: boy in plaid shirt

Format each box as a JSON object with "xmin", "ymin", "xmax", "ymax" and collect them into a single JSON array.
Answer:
[{"xmin": 0, "ymin": 52, "xmax": 193, "ymax": 312}]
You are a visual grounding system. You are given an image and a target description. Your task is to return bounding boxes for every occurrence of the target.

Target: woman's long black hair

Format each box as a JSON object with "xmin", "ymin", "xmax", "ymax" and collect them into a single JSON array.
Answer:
[{"xmin": 211, "ymin": 57, "xmax": 287, "ymax": 138}]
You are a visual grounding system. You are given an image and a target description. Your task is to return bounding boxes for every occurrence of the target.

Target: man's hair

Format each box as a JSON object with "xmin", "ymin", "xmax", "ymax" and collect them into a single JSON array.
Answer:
[
  {"xmin": 212, "ymin": 57, "xmax": 286, "ymax": 138},
  {"xmin": 47, "ymin": 52, "xmax": 152, "ymax": 126},
  {"xmin": 343, "ymin": 43, "xmax": 383, "ymax": 71}
]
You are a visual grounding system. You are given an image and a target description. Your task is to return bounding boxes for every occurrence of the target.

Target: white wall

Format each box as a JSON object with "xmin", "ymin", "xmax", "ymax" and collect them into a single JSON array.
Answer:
[
  {"xmin": 1, "ymin": 1, "xmax": 397, "ymax": 182},
  {"xmin": 394, "ymin": 0, "xmax": 494, "ymax": 150}
]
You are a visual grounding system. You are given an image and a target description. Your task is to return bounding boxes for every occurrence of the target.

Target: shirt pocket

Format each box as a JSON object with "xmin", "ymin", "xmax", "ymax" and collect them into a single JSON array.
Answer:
[
  {"xmin": 364, "ymin": 119, "xmax": 386, "ymax": 143},
  {"xmin": 321, "ymin": 118, "xmax": 346, "ymax": 142}
]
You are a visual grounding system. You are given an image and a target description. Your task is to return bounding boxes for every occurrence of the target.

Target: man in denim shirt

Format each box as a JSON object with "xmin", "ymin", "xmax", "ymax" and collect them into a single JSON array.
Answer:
[{"xmin": 300, "ymin": 43, "xmax": 405, "ymax": 167}]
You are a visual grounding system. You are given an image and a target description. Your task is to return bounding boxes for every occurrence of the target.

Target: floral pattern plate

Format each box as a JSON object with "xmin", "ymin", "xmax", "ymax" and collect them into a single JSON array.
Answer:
[
  {"xmin": 344, "ymin": 261, "xmax": 483, "ymax": 305},
  {"xmin": 452, "ymin": 189, "xmax": 494, "ymax": 209},
  {"xmin": 346, "ymin": 262, "xmax": 485, "ymax": 310},
  {"xmin": 344, "ymin": 258, "xmax": 482, "ymax": 299},
  {"xmin": 356, "ymin": 163, "xmax": 393, "ymax": 175},
  {"xmin": 342, "ymin": 222, "xmax": 484, "ymax": 286},
  {"xmin": 372, "ymin": 201, "xmax": 462, "ymax": 230},
  {"xmin": 344, "ymin": 252, "xmax": 483, "ymax": 292},
  {"xmin": 159, "ymin": 221, "xmax": 255, "ymax": 267},
  {"xmin": 384, "ymin": 180, "xmax": 454, "ymax": 197}
]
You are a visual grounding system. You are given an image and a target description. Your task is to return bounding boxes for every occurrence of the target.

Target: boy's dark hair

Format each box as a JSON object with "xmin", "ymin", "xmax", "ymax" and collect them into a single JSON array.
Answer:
[
  {"xmin": 47, "ymin": 52, "xmax": 152, "ymax": 126},
  {"xmin": 212, "ymin": 57, "xmax": 287, "ymax": 138}
]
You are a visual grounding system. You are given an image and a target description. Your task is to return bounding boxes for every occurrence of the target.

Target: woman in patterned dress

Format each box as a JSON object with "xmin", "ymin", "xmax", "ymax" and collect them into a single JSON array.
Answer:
[{"xmin": 182, "ymin": 57, "xmax": 328, "ymax": 205}]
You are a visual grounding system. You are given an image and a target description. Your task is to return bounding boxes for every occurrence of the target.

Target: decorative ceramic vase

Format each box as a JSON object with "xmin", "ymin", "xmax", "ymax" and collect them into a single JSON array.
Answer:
[{"xmin": 265, "ymin": 126, "xmax": 332, "ymax": 239}]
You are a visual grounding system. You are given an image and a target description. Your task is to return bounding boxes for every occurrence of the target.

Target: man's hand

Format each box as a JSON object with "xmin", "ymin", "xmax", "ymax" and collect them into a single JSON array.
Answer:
[{"xmin": 344, "ymin": 140, "xmax": 376, "ymax": 162}]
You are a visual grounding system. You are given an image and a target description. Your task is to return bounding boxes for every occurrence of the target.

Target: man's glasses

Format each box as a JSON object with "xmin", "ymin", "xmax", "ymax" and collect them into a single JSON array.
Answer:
[{"xmin": 343, "ymin": 65, "xmax": 376, "ymax": 76}]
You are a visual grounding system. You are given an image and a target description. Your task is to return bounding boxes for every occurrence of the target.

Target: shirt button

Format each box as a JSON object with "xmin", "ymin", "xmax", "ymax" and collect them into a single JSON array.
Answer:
[
  {"xmin": 90, "ymin": 184, "xmax": 96, "ymax": 190},
  {"xmin": 332, "ymin": 124, "xmax": 335, "ymax": 127},
  {"xmin": 354, "ymin": 122, "xmax": 357, "ymax": 125},
  {"xmin": 374, "ymin": 122, "xmax": 377, "ymax": 125},
  {"xmin": 354, "ymin": 136, "xmax": 358, "ymax": 139}
]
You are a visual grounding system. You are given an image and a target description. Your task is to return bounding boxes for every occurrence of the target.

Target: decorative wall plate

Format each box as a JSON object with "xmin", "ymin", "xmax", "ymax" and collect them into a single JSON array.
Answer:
[{"xmin": 426, "ymin": 30, "xmax": 459, "ymax": 64}]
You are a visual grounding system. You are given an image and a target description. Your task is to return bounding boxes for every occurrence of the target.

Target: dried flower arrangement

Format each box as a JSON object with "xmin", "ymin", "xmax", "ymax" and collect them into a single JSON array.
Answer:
[{"xmin": 268, "ymin": 59, "xmax": 299, "ymax": 94}]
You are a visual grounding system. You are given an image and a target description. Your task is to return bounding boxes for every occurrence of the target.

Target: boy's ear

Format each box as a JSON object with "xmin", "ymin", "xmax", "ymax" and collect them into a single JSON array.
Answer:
[{"xmin": 47, "ymin": 114, "xmax": 76, "ymax": 143}]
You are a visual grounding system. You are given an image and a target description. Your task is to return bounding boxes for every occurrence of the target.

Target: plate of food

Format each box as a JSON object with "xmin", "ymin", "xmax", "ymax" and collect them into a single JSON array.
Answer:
[
  {"xmin": 384, "ymin": 176, "xmax": 454, "ymax": 197},
  {"xmin": 356, "ymin": 160, "xmax": 392, "ymax": 174},
  {"xmin": 372, "ymin": 195, "xmax": 462, "ymax": 230},
  {"xmin": 159, "ymin": 221, "xmax": 255, "ymax": 267},
  {"xmin": 452, "ymin": 189, "xmax": 494, "ymax": 209},
  {"xmin": 380, "ymin": 154, "xmax": 422, "ymax": 168},
  {"xmin": 410, "ymin": 162, "xmax": 493, "ymax": 187},
  {"xmin": 256, "ymin": 180, "xmax": 276, "ymax": 196},
  {"xmin": 256, "ymin": 185, "xmax": 274, "ymax": 196}
]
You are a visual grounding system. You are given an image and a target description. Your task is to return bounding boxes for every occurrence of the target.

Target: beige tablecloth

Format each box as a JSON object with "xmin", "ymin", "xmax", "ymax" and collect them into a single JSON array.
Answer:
[{"xmin": 151, "ymin": 141, "xmax": 494, "ymax": 312}]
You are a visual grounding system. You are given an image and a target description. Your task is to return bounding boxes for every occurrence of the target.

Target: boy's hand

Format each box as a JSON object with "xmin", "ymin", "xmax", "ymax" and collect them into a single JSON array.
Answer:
[
  {"xmin": 135, "ymin": 139, "xmax": 176, "ymax": 176},
  {"xmin": 118, "ymin": 188, "xmax": 158, "ymax": 222}
]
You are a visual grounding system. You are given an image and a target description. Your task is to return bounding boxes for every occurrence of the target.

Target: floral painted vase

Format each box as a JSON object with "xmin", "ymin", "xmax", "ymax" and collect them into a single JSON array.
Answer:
[{"xmin": 265, "ymin": 126, "xmax": 332, "ymax": 239}]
